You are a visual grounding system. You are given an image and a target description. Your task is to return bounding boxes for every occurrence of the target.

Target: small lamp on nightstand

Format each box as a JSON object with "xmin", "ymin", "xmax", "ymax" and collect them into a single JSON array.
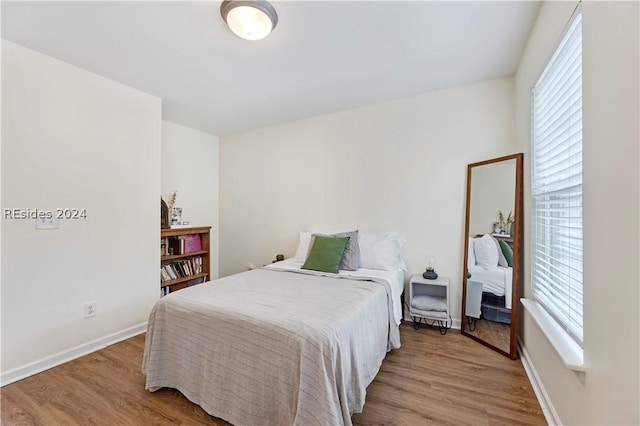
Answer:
[{"xmin": 423, "ymin": 254, "xmax": 438, "ymax": 280}]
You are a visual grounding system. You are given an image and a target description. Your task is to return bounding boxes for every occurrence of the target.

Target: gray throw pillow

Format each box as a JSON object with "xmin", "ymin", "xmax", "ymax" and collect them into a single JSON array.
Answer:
[{"xmin": 332, "ymin": 230, "xmax": 360, "ymax": 270}]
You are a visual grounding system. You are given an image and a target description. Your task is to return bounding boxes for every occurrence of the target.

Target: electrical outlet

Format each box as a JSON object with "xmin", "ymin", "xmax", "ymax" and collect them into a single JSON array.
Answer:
[{"xmin": 84, "ymin": 301, "xmax": 97, "ymax": 318}]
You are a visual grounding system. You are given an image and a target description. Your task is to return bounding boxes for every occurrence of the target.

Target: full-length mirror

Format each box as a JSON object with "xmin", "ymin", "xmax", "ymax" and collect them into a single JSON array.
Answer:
[{"xmin": 461, "ymin": 153, "xmax": 523, "ymax": 359}]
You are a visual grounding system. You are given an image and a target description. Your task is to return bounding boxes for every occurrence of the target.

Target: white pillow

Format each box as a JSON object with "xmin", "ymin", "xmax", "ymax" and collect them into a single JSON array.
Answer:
[
  {"xmin": 293, "ymin": 231, "xmax": 313, "ymax": 262},
  {"xmin": 467, "ymin": 237, "xmax": 476, "ymax": 270},
  {"xmin": 359, "ymin": 231, "xmax": 407, "ymax": 271},
  {"xmin": 474, "ymin": 234, "xmax": 499, "ymax": 269}
]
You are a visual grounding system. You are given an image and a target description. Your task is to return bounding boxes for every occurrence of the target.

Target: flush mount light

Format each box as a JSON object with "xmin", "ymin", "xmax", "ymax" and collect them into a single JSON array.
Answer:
[{"xmin": 220, "ymin": 0, "xmax": 278, "ymax": 41}]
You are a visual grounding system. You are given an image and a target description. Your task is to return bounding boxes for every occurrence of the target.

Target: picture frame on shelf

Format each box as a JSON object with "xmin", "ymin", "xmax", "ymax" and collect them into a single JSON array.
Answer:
[
  {"xmin": 172, "ymin": 207, "xmax": 183, "ymax": 226},
  {"xmin": 493, "ymin": 221, "xmax": 502, "ymax": 234}
]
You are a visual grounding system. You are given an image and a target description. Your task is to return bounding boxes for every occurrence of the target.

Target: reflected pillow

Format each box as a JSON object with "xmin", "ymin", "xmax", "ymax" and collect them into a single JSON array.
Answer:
[
  {"xmin": 474, "ymin": 234, "xmax": 499, "ymax": 269},
  {"xmin": 498, "ymin": 239, "xmax": 513, "ymax": 267},
  {"xmin": 492, "ymin": 236, "xmax": 509, "ymax": 267},
  {"xmin": 467, "ymin": 237, "xmax": 476, "ymax": 269},
  {"xmin": 301, "ymin": 235, "xmax": 350, "ymax": 274}
]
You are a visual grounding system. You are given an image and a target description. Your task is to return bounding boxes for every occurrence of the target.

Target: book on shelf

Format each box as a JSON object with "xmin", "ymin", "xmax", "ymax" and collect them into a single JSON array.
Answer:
[
  {"xmin": 161, "ymin": 260, "xmax": 203, "ymax": 280},
  {"xmin": 182, "ymin": 234, "xmax": 202, "ymax": 253},
  {"xmin": 168, "ymin": 237, "xmax": 185, "ymax": 255},
  {"xmin": 161, "ymin": 256, "xmax": 205, "ymax": 287},
  {"xmin": 161, "ymin": 266, "xmax": 169, "ymax": 282},
  {"xmin": 190, "ymin": 257, "xmax": 202, "ymax": 274},
  {"xmin": 182, "ymin": 262, "xmax": 190, "ymax": 276},
  {"xmin": 166, "ymin": 265, "xmax": 178, "ymax": 280},
  {"xmin": 172, "ymin": 262, "xmax": 183, "ymax": 277}
]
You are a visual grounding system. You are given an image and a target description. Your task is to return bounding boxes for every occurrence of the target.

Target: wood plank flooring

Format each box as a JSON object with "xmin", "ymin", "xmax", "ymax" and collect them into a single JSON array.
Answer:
[
  {"xmin": 463, "ymin": 318, "xmax": 512, "ymax": 354},
  {"xmin": 1, "ymin": 323, "xmax": 546, "ymax": 425}
]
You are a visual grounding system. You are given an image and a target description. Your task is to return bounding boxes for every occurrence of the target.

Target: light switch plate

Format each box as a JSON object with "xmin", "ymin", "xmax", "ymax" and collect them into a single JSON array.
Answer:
[{"xmin": 36, "ymin": 216, "xmax": 59, "ymax": 230}]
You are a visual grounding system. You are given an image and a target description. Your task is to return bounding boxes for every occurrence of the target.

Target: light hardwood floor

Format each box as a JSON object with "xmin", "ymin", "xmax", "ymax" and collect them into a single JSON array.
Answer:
[{"xmin": 1, "ymin": 323, "xmax": 546, "ymax": 425}]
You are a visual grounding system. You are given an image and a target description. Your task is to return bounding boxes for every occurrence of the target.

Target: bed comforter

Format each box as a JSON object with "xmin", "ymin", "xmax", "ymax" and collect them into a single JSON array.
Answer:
[{"xmin": 142, "ymin": 267, "xmax": 400, "ymax": 426}]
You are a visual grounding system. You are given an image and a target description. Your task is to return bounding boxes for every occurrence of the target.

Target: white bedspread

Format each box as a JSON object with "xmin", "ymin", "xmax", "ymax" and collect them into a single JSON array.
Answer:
[
  {"xmin": 142, "ymin": 267, "xmax": 400, "ymax": 426},
  {"xmin": 264, "ymin": 259, "xmax": 405, "ymax": 325}
]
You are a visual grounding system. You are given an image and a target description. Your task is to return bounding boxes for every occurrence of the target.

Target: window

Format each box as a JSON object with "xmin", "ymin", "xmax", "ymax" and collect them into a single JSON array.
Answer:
[{"xmin": 531, "ymin": 8, "xmax": 583, "ymax": 345}]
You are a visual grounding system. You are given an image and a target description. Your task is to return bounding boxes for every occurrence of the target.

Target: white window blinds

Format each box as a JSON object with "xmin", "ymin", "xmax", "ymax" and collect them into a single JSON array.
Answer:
[{"xmin": 531, "ymin": 8, "xmax": 583, "ymax": 345}]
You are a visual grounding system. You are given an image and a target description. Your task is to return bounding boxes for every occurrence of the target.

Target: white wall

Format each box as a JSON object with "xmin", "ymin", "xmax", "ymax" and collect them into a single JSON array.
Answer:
[
  {"xmin": 1, "ymin": 41, "xmax": 161, "ymax": 379},
  {"xmin": 220, "ymin": 77, "xmax": 517, "ymax": 321},
  {"xmin": 515, "ymin": 2, "xmax": 639, "ymax": 424},
  {"xmin": 161, "ymin": 120, "xmax": 219, "ymax": 279}
]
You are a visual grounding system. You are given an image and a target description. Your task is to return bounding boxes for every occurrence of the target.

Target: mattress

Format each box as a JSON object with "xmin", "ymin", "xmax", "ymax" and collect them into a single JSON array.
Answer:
[{"xmin": 142, "ymin": 266, "xmax": 400, "ymax": 426}]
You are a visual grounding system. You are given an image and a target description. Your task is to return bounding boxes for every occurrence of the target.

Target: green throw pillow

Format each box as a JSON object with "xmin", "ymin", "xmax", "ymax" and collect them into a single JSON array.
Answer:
[
  {"xmin": 301, "ymin": 235, "xmax": 350, "ymax": 274},
  {"xmin": 498, "ymin": 239, "xmax": 513, "ymax": 267}
]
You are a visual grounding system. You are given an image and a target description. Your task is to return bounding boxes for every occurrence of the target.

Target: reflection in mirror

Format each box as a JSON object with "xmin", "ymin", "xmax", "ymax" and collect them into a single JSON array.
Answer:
[{"xmin": 461, "ymin": 153, "xmax": 523, "ymax": 359}]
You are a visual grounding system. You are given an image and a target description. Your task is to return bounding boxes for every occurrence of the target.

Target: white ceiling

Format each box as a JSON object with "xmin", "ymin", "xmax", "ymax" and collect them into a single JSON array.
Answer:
[{"xmin": 2, "ymin": 1, "xmax": 541, "ymax": 136}]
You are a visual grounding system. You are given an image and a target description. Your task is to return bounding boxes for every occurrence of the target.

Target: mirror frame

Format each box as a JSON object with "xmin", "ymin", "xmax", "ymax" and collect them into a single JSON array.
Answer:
[{"xmin": 461, "ymin": 153, "xmax": 523, "ymax": 359}]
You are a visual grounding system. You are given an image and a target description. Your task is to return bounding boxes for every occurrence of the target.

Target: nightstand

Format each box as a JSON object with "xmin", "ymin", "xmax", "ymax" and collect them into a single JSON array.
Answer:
[{"xmin": 409, "ymin": 275, "xmax": 451, "ymax": 334}]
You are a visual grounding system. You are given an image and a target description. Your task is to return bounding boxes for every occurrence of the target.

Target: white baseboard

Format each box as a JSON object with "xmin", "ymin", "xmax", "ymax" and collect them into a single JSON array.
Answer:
[
  {"xmin": 518, "ymin": 338, "xmax": 561, "ymax": 426},
  {"xmin": 450, "ymin": 317, "xmax": 461, "ymax": 330},
  {"xmin": 1, "ymin": 322, "xmax": 147, "ymax": 387}
]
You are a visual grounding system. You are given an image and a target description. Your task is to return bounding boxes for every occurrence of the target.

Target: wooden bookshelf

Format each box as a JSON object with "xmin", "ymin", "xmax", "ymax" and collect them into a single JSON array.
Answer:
[{"xmin": 160, "ymin": 226, "xmax": 211, "ymax": 295}]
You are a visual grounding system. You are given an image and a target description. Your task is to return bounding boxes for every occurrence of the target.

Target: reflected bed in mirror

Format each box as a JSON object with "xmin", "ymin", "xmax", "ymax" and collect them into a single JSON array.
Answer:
[{"xmin": 461, "ymin": 153, "xmax": 523, "ymax": 359}]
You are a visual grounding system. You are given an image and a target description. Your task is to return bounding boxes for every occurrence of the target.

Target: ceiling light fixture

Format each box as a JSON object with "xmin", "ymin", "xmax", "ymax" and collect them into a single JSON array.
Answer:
[{"xmin": 220, "ymin": 0, "xmax": 278, "ymax": 41}]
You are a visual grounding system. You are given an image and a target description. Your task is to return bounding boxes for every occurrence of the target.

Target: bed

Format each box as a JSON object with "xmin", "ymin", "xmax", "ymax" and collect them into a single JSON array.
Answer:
[
  {"xmin": 467, "ymin": 235, "xmax": 513, "ymax": 323},
  {"xmin": 142, "ymin": 257, "xmax": 403, "ymax": 426}
]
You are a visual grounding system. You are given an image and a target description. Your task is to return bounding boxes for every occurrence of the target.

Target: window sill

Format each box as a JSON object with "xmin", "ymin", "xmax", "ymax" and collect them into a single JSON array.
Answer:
[{"xmin": 521, "ymin": 298, "xmax": 585, "ymax": 372}]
